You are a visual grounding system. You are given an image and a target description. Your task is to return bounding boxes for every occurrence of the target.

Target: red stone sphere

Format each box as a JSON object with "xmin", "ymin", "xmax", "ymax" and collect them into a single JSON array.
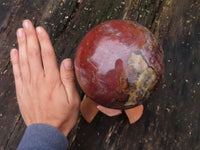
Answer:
[{"xmin": 75, "ymin": 20, "xmax": 164, "ymax": 109}]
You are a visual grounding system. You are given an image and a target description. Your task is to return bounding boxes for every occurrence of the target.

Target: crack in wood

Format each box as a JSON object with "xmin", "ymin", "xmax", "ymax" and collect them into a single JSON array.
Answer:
[
  {"xmin": 123, "ymin": 0, "xmax": 133, "ymax": 20},
  {"xmin": 3, "ymin": 115, "xmax": 21, "ymax": 150}
]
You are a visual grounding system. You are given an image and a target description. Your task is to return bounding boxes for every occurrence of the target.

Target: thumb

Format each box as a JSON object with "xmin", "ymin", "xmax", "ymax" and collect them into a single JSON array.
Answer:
[{"xmin": 60, "ymin": 58, "xmax": 78, "ymax": 102}]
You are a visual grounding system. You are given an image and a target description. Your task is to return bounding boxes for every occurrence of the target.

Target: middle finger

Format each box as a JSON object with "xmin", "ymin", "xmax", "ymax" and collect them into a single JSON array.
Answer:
[{"xmin": 22, "ymin": 20, "xmax": 44, "ymax": 78}]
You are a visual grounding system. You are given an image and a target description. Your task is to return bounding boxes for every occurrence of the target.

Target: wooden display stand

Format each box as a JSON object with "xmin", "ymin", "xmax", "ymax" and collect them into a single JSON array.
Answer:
[{"xmin": 80, "ymin": 97, "xmax": 144, "ymax": 124}]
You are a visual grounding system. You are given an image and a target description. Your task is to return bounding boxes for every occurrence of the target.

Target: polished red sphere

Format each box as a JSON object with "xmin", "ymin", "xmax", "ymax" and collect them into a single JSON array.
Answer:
[{"xmin": 75, "ymin": 20, "xmax": 164, "ymax": 109}]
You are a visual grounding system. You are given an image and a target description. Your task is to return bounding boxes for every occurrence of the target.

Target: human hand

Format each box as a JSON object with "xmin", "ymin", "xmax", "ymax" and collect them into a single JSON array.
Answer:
[{"xmin": 10, "ymin": 20, "xmax": 80, "ymax": 136}]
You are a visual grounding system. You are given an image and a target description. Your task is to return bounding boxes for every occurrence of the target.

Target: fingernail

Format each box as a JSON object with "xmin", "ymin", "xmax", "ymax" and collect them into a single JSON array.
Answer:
[
  {"xmin": 10, "ymin": 49, "xmax": 17, "ymax": 58},
  {"xmin": 23, "ymin": 20, "xmax": 29, "ymax": 28},
  {"xmin": 64, "ymin": 59, "xmax": 73, "ymax": 70},
  {"xmin": 36, "ymin": 27, "xmax": 43, "ymax": 34},
  {"xmin": 17, "ymin": 29, "xmax": 23, "ymax": 37}
]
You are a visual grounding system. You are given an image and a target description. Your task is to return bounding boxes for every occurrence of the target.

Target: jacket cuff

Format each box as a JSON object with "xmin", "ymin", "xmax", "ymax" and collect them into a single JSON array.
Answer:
[{"xmin": 17, "ymin": 124, "xmax": 68, "ymax": 150}]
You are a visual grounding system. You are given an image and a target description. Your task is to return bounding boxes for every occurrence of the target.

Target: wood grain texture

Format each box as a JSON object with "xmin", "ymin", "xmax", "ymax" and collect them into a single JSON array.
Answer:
[{"xmin": 0, "ymin": 0, "xmax": 199, "ymax": 149}]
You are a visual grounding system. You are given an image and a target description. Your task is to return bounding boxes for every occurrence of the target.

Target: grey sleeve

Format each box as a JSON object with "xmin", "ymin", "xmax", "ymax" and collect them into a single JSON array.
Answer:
[{"xmin": 17, "ymin": 124, "xmax": 68, "ymax": 150}]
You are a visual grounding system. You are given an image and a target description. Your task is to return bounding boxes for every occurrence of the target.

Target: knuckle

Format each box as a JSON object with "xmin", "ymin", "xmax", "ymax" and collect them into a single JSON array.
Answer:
[
  {"xmin": 63, "ymin": 73, "xmax": 75, "ymax": 82},
  {"xmin": 46, "ymin": 76, "xmax": 57, "ymax": 84},
  {"xmin": 20, "ymin": 59, "xmax": 27, "ymax": 67},
  {"xmin": 73, "ymin": 100, "xmax": 80, "ymax": 108},
  {"xmin": 70, "ymin": 95, "xmax": 80, "ymax": 108},
  {"xmin": 14, "ymin": 73, "xmax": 21, "ymax": 81},
  {"xmin": 42, "ymin": 50, "xmax": 54, "ymax": 58},
  {"xmin": 31, "ymin": 77, "xmax": 40, "ymax": 88},
  {"xmin": 21, "ymin": 70, "xmax": 30, "ymax": 82},
  {"xmin": 46, "ymin": 77, "xmax": 60, "ymax": 89},
  {"xmin": 28, "ymin": 48, "xmax": 40, "ymax": 57}
]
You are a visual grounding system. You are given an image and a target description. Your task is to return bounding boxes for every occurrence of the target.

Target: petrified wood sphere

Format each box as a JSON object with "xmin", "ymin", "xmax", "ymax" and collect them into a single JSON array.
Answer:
[{"xmin": 75, "ymin": 20, "xmax": 164, "ymax": 109}]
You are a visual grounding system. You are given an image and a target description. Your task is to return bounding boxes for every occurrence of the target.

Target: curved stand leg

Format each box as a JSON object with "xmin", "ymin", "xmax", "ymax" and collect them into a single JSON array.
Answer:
[
  {"xmin": 80, "ymin": 97, "xmax": 99, "ymax": 123},
  {"xmin": 80, "ymin": 96, "xmax": 143, "ymax": 124},
  {"xmin": 124, "ymin": 105, "xmax": 144, "ymax": 124},
  {"xmin": 97, "ymin": 105, "xmax": 122, "ymax": 117}
]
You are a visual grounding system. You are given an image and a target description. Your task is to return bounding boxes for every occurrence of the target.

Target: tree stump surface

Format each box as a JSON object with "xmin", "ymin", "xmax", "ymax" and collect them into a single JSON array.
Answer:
[{"xmin": 0, "ymin": 0, "xmax": 199, "ymax": 150}]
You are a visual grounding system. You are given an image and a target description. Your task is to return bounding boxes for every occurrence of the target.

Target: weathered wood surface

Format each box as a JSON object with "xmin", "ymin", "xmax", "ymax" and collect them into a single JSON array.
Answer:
[{"xmin": 0, "ymin": 0, "xmax": 199, "ymax": 149}]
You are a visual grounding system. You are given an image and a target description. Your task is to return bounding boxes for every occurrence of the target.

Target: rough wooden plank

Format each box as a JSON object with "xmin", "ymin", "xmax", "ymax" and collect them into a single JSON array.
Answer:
[
  {"xmin": 53, "ymin": 0, "xmax": 127, "ymax": 63},
  {"xmin": 68, "ymin": 0, "xmax": 200, "ymax": 150},
  {"xmin": 0, "ymin": 0, "xmax": 199, "ymax": 149},
  {"xmin": 0, "ymin": 0, "xmax": 79, "ymax": 149}
]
